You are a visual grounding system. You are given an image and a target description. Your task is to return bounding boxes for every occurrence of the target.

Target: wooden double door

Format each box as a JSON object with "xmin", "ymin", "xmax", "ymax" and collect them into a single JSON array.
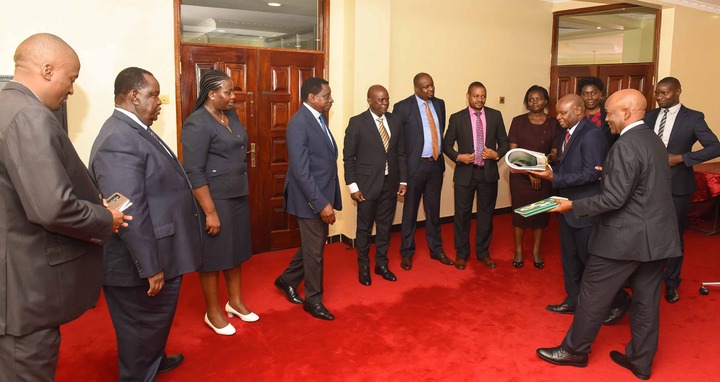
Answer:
[
  {"xmin": 550, "ymin": 63, "xmax": 655, "ymax": 113},
  {"xmin": 180, "ymin": 44, "xmax": 324, "ymax": 253}
]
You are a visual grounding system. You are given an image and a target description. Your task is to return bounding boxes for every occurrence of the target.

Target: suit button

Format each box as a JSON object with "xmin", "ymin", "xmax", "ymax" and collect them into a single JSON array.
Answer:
[{"xmin": 194, "ymin": 213, "xmax": 198, "ymax": 217}]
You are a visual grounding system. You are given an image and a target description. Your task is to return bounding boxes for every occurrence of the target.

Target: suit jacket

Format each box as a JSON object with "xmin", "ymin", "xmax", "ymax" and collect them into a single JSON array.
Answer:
[
  {"xmin": 443, "ymin": 106, "xmax": 509, "ymax": 186},
  {"xmin": 283, "ymin": 105, "xmax": 342, "ymax": 218},
  {"xmin": 181, "ymin": 107, "xmax": 249, "ymax": 199},
  {"xmin": 574, "ymin": 124, "xmax": 681, "ymax": 262},
  {"xmin": 343, "ymin": 110, "xmax": 407, "ymax": 200},
  {"xmin": 644, "ymin": 105, "xmax": 720, "ymax": 196},
  {"xmin": 392, "ymin": 95, "xmax": 446, "ymax": 177},
  {"xmin": 89, "ymin": 110, "xmax": 201, "ymax": 287},
  {"xmin": 552, "ymin": 118, "xmax": 607, "ymax": 228},
  {"xmin": 0, "ymin": 82, "xmax": 112, "ymax": 336}
]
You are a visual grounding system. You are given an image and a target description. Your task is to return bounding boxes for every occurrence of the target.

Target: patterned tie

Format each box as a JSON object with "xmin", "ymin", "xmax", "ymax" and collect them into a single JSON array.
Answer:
[
  {"xmin": 424, "ymin": 101, "xmax": 439, "ymax": 160},
  {"xmin": 657, "ymin": 108, "xmax": 669, "ymax": 139},
  {"xmin": 475, "ymin": 111, "xmax": 485, "ymax": 166},
  {"xmin": 377, "ymin": 117, "xmax": 390, "ymax": 174},
  {"xmin": 147, "ymin": 127, "xmax": 172, "ymax": 158},
  {"xmin": 563, "ymin": 131, "xmax": 571, "ymax": 153},
  {"xmin": 319, "ymin": 115, "xmax": 335, "ymax": 152}
]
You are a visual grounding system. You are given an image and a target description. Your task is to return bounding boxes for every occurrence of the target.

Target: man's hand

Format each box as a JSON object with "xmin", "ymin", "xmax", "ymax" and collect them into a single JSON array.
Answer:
[
  {"xmin": 147, "ymin": 271, "xmax": 165, "ymax": 296},
  {"xmin": 549, "ymin": 199, "xmax": 573, "ymax": 214},
  {"xmin": 103, "ymin": 199, "xmax": 132, "ymax": 233},
  {"xmin": 351, "ymin": 191, "xmax": 365, "ymax": 203},
  {"xmin": 482, "ymin": 148, "xmax": 499, "ymax": 161},
  {"xmin": 397, "ymin": 184, "xmax": 407, "ymax": 196},
  {"xmin": 204, "ymin": 211, "xmax": 221, "ymax": 236},
  {"xmin": 457, "ymin": 153, "xmax": 475, "ymax": 164},
  {"xmin": 668, "ymin": 153, "xmax": 683, "ymax": 167},
  {"xmin": 319, "ymin": 203, "xmax": 336, "ymax": 225},
  {"xmin": 528, "ymin": 164, "xmax": 553, "ymax": 182}
]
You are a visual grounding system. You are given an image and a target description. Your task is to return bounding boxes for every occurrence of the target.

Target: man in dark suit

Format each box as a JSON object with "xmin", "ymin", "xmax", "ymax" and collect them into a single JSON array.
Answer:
[
  {"xmin": 529, "ymin": 94, "xmax": 630, "ymax": 324},
  {"xmin": 343, "ymin": 85, "xmax": 407, "ymax": 286},
  {"xmin": 644, "ymin": 77, "xmax": 720, "ymax": 303},
  {"xmin": 393, "ymin": 72, "xmax": 454, "ymax": 270},
  {"xmin": 0, "ymin": 33, "xmax": 126, "ymax": 382},
  {"xmin": 537, "ymin": 89, "xmax": 682, "ymax": 380},
  {"xmin": 442, "ymin": 81, "xmax": 509, "ymax": 270},
  {"xmin": 90, "ymin": 67, "xmax": 202, "ymax": 381},
  {"xmin": 275, "ymin": 77, "xmax": 342, "ymax": 320}
]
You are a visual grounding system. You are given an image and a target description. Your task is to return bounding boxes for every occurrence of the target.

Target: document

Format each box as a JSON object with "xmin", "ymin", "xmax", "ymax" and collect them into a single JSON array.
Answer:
[{"xmin": 514, "ymin": 196, "xmax": 568, "ymax": 218}]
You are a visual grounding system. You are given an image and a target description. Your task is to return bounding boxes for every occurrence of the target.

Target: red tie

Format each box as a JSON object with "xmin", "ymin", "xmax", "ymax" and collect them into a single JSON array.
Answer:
[{"xmin": 564, "ymin": 131, "xmax": 571, "ymax": 151}]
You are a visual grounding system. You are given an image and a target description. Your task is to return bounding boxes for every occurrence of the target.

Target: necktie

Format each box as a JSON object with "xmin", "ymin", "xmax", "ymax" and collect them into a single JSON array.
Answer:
[
  {"xmin": 475, "ymin": 111, "xmax": 485, "ymax": 166},
  {"xmin": 147, "ymin": 127, "xmax": 173, "ymax": 158},
  {"xmin": 657, "ymin": 108, "xmax": 669, "ymax": 139},
  {"xmin": 377, "ymin": 117, "xmax": 390, "ymax": 174},
  {"xmin": 563, "ymin": 131, "xmax": 571, "ymax": 152},
  {"xmin": 424, "ymin": 101, "xmax": 439, "ymax": 160},
  {"xmin": 319, "ymin": 115, "xmax": 335, "ymax": 151}
]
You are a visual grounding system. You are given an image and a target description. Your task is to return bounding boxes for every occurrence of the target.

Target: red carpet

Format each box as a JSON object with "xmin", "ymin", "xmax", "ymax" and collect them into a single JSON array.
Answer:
[{"xmin": 57, "ymin": 214, "xmax": 720, "ymax": 381}]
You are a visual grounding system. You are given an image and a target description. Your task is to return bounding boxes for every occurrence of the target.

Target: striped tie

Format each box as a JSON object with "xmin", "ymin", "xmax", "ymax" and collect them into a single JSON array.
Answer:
[
  {"xmin": 424, "ymin": 101, "xmax": 439, "ymax": 160},
  {"xmin": 377, "ymin": 117, "xmax": 390, "ymax": 174},
  {"xmin": 657, "ymin": 108, "xmax": 669, "ymax": 139}
]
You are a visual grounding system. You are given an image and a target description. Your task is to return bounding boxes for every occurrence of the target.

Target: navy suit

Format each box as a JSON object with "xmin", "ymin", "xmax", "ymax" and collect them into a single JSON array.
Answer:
[
  {"xmin": 392, "ymin": 95, "xmax": 446, "ymax": 258},
  {"xmin": 90, "ymin": 110, "xmax": 201, "ymax": 381},
  {"xmin": 644, "ymin": 105, "xmax": 720, "ymax": 288},
  {"xmin": 280, "ymin": 104, "xmax": 342, "ymax": 305},
  {"xmin": 551, "ymin": 118, "xmax": 630, "ymax": 308},
  {"xmin": 343, "ymin": 110, "xmax": 406, "ymax": 267}
]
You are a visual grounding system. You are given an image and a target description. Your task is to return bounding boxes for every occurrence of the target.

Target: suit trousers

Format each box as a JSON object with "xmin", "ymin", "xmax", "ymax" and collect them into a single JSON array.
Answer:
[
  {"xmin": 355, "ymin": 175, "xmax": 397, "ymax": 267},
  {"xmin": 401, "ymin": 160, "xmax": 444, "ymax": 258},
  {"xmin": 562, "ymin": 255, "xmax": 665, "ymax": 375},
  {"xmin": 280, "ymin": 216, "xmax": 328, "ymax": 305},
  {"xmin": 0, "ymin": 327, "xmax": 60, "ymax": 382},
  {"xmin": 664, "ymin": 193, "xmax": 690, "ymax": 288},
  {"xmin": 104, "ymin": 276, "xmax": 182, "ymax": 382},
  {"xmin": 558, "ymin": 216, "xmax": 591, "ymax": 307},
  {"xmin": 453, "ymin": 166, "xmax": 497, "ymax": 260}
]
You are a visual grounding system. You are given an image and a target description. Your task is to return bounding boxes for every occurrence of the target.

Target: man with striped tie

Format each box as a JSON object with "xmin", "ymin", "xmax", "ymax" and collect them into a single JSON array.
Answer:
[
  {"xmin": 644, "ymin": 77, "xmax": 720, "ymax": 304},
  {"xmin": 343, "ymin": 85, "xmax": 407, "ymax": 286}
]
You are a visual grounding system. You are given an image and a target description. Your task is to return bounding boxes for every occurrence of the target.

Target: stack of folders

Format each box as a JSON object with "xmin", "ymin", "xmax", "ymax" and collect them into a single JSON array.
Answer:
[{"xmin": 514, "ymin": 196, "xmax": 568, "ymax": 218}]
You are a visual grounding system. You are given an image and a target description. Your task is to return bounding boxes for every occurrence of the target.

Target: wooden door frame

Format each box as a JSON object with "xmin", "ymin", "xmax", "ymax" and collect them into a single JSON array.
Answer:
[
  {"xmin": 549, "ymin": 2, "xmax": 661, "ymax": 111},
  {"xmin": 172, "ymin": 0, "xmax": 330, "ymax": 153}
]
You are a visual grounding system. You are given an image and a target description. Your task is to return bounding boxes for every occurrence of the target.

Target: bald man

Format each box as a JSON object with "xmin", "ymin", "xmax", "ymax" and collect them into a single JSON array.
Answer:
[
  {"xmin": 0, "ymin": 33, "xmax": 125, "ymax": 381},
  {"xmin": 536, "ymin": 89, "xmax": 681, "ymax": 380},
  {"xmin": 529, "ymin": 94, "xmax": 630, "ymax": 324},
  {"xmin": 343, "ymin": 85, "xmax": 406, "ymax": 285}
]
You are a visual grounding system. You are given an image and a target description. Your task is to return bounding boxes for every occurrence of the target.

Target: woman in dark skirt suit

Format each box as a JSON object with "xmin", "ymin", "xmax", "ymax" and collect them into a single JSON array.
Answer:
[
  {"xmin": 181, "ymin": 70, "xmax": 257, "ymax": 336},
  {"xmin": 508, "ymin": 85, "xmax": 561, "ymax": 269}
]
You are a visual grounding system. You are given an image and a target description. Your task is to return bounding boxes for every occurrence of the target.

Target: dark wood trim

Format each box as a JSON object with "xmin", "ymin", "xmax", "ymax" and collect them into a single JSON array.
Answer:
[
  {"xmin": 173, "ymin": 0, "xmax": 183, "ymax": 159},
  {"xmin": 322, "ymin": 0, "xmax": 330, "ymax": 78}
]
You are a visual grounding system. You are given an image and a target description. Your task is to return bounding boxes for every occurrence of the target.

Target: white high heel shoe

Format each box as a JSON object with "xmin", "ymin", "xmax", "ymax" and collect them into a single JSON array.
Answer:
[
  {"xmin": 225, "ymin": 302, "xmax": 259, "ymax": 322},
  {"xmin": 204, "ymin": 313, "xmax": 236, "ymax": 335}
]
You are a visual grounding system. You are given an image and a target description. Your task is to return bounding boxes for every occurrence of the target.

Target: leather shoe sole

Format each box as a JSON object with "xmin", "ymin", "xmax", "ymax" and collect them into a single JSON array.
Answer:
[
  {"xmin": 536, "ymin": 346, "xmax": 588, "ymax": 367},
  {"xmin": 666, "ymin": 287, "xmax": 679, "ymax": 303},
  {"xmin": 455, "ymin": 258, "xmax": 467, "ymax": 270},
  {"xmin": 158, "ymin": 354, "xmax": 184, "ymax": 373},
  {"xmin": 610, "ymin": 351, "xmax": 650, "ymax": 380},
  {"xmin": 546, "ymin": 303, "xmax": 575, "ymax": 314},
  {"xmin": 400, "ymin": 257, "xmax": 412, "ymax": 270},
  {"xmin": 430, "ymin": 253, "xmax": 455, "ymax": 266}
]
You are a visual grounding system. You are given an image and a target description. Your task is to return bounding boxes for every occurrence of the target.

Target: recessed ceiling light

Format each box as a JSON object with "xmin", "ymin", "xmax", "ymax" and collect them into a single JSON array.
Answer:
[
  {"xmin": 268, "ymin": 2, "xmax": 282, "ymax": 6},
  {"xmin": 596, "ymin": 26, "xmax": 602, "ymax": 30}
]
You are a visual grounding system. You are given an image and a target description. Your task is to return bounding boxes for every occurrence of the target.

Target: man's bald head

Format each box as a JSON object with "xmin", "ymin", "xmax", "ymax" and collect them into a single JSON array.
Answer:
[
  {"xmin": 13, "ymin": 33, "xmax": 80, "ymax": 110},
  {"xmin": 555, "ymin": 93, "xmax": 585, "ymax": 129},
  {"xmin": 367, "ymin": 84, "xmax": 389, "ymax": 116},
  {"xmin": 604, "ymin": 89, "xmax": 647, "ymax": 135}
]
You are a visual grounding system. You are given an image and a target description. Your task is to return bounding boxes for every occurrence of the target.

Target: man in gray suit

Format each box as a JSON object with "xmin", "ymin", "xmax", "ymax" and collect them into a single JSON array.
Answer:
[
  {"xmin": 90, "ymin": 67, "xmax": 201, "ymax": 381},
  {"xmin": 275, "ymin": 77, "xmax": 342, "ymax": 321},
  {"xmin": 0, "ymin": 33, "xmax": 125, "ymax": 381},
  {"xmin": 537, "ymin": 89, "xmax": 682, "ymax": 380}
]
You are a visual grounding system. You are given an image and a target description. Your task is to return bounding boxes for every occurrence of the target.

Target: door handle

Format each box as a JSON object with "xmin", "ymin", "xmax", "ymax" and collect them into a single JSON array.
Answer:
[
  {"xmin": 247, "ymin": 91, "xmax": 254, "ymax": 118},
  {"xmin": 249, "ymin": 142, "xmax": 256, "ymax": 168}
]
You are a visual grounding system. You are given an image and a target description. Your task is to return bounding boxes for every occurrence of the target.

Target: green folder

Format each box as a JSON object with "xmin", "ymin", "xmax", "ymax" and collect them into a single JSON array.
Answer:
[{"xmin": 514, "ymin": 196, "xmax": 568, "ymax": 218}]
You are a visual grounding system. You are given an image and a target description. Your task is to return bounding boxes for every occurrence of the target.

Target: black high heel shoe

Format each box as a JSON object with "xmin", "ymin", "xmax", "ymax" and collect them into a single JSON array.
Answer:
[
  {"xmin": 533, "ymin": 254, "xmax": 544, "ymax": 269},
  {"xmin": 513, "ymin": 253, "xmax": 523, "ymax": 269}
]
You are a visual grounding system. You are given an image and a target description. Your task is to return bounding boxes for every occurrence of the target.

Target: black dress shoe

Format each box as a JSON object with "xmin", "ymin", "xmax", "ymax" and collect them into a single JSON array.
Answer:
[
  {"xmin": 359, "ymin": 265, "xmax": 372, "ymax": 286},
  {"xmin": 158, "ymin": 353, "xmax": 184, "ymax": 373},
  {"xmin": 274, "ymin": 277, "xmax": 303, "ymax": 304},
  {"xmin": 455, "ymin": 258, "xmax": 467, "ymax": 270},
  {"xmin": 666, "ymin": 287, "xmax": 680, "ymax": 303},
  {"xmin": 374, "ymin": 265, "xmax": 397, "ymax": 281},
  {"xmin": 303, "ymin": 303, "xmax": 335, "ymax": 320},
  {"xmin": 400, "ymin": 257, "xmax": 412, "ymax": 270},
  {"xmin": 536, "ymin": 346, "xmax": 588, "ymax": 367},
  {"xmin": 609, "ymin": 350, "xmax": 650, "ymax": 380},
  {"xmin": 604, "ymin": 295, "xmax": 631, "ymax": 325},
  {"xmin": 546, "ymin": 303, "xmax": 575, "ymax": 314},
  {"xmin": 430, "ymin": 252, "xmax": 455, "ymax": 266}
]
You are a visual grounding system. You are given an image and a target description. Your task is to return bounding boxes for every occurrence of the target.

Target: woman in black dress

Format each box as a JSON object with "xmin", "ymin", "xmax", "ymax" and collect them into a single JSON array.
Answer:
[
  {"xmin": 182, "ymin": 70, "xmax": 257, "ymax": 336},
  {"xmin": 508, "ymin": 85, "xmax": 560, "ymax": 269}
]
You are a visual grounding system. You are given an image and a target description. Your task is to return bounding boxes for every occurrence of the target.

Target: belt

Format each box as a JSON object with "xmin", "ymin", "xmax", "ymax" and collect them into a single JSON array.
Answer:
[{"xmin": 420, "ymin": 157, "xmax": 436, "ymax": 162}]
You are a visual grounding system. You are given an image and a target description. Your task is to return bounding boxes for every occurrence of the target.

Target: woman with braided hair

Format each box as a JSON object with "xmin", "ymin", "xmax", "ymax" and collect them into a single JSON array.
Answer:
[{"xmin": 181, "ymin": 70, "xmax": 258, "ymax": 335}]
